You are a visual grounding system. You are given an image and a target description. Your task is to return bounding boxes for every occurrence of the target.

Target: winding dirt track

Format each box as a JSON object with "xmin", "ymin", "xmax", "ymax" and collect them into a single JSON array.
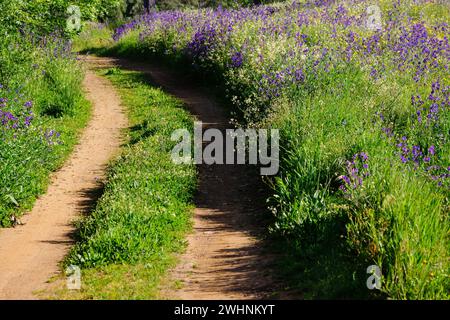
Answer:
[
  {"xmin": 0, "ymin": 56, "xmax": 289, "ymax": 300},
  {"xmin": 85, "ymin": 56, "xmax": 285, "ymax": 300},
  {"xmin": 0, "ymin": 67, "xmax": 127, "ymax": 299}
]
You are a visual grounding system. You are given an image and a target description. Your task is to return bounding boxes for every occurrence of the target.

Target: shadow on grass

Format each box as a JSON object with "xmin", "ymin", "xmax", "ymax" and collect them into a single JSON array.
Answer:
[{"xmin": 269, "ymin": 215, "xmax": 386, "ymax": 299}]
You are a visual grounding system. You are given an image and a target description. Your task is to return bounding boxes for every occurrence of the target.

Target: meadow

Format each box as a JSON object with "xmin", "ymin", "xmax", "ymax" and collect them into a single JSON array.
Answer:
[
  {"xmin": 1, "ymin": 0, "xmax": 448, "ymax": 300},
  {"xmin": 80, "ymin": 0, "xmax": 449, "ymax": 299}
]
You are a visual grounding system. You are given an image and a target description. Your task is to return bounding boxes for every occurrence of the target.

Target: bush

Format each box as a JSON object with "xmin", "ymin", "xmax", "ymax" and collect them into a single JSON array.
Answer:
[{"xmin": 0, "ymin": 0, "xmax": 122, "ymax": 37}]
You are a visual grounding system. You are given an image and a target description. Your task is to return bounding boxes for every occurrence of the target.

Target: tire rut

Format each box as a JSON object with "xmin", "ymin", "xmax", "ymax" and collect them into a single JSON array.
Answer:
[
  {"xmin": 0, "ymin": 67, "xmax": 127, "ymax": 299},
  {"xmin": 84, "ymin": 56, "xmax": 286, "ymax": 300}
]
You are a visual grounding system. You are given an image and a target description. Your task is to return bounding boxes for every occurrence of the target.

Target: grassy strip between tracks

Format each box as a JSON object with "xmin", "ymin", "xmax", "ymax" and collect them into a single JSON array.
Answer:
[{"xmin": 45, "ymin": 68, "xmax": 196, "ymax": 299}]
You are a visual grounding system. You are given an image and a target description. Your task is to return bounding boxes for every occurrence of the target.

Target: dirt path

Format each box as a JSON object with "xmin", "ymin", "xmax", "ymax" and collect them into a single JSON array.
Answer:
[
  {"xmin": 85, "ymin": 56, "xmax": 286, "ymax": 300},
  {"xmin": 0, "ymin": 67, "xmax": 127, "ymax": 299}
]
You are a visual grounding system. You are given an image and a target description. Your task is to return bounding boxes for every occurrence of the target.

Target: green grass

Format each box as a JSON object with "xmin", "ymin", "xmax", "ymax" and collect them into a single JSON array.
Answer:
[
  {"xmin": 0, "ymin": 99, "xmax": 91, "ymax": 227},
  {"xmin": 63, "ymin": 0, "xmax": 450, "ymax": 299},
  {"xmin": 72, "ymin": 22, "xmax": 114, "ymax": 54},
  {"xmin": 47, "ymin": 69, "xmax": 196, "ymax": 299},
  {"xmin": 269, "ymin": 65, "xmax": 449, "ymax": 299}
]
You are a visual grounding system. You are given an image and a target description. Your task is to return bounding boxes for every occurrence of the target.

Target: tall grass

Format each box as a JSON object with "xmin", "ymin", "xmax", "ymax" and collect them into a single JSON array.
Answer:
[
  {"xmin": 84, "ymin": 0, "xmax": 450, "ymax": 299},
  {"xmin": 270, "ymin": 65, "xmax": 448, "ymax": 299}
]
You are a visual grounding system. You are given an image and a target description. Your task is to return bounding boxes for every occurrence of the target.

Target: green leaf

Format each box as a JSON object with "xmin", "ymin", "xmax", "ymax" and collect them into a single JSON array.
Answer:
[{"xmin": 5, "ymin": 194, "xmax": 19, "ymax": 207}]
